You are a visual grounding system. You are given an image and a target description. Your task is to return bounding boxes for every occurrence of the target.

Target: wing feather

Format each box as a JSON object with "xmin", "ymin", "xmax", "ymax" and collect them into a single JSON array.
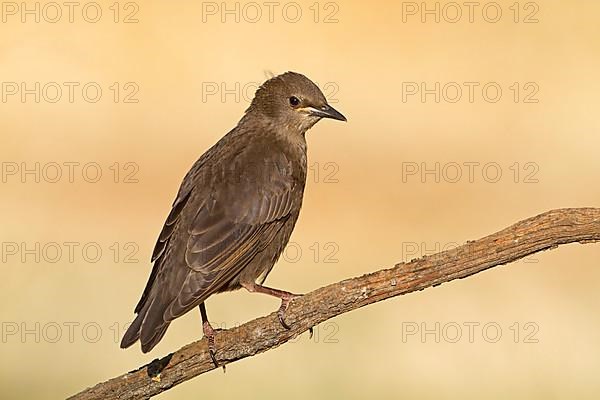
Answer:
[
  {"xmin": 124, "ymin": 135, "xmax": 306, "ymax": 351},
  {"xmin": 131, "ymin": 141, "xmax": 302, "ymax": 350}
]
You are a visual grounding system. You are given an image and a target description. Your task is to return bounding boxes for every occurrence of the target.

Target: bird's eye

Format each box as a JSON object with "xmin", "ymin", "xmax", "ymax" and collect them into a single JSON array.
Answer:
[{"xmin": 289, "ymin": 96, "xmax": 300, "ymax": 107}]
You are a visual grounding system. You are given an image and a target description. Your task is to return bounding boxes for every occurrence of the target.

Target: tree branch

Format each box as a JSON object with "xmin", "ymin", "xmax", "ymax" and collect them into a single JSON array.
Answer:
[{"xmin": 69, "ymin": 208, "xmax": 600, "ymax": 400}]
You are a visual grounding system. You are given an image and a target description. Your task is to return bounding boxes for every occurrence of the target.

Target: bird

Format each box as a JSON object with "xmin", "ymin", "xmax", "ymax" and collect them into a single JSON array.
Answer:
[{"xmin": 120, "ymin": 71, "xmax": 346, "ymax": 364}]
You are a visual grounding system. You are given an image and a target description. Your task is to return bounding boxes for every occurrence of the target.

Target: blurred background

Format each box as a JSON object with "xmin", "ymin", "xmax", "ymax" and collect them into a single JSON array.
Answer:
[{"xmin": 1, "ymin": 0, "xmax": 599, "ymax": 398}]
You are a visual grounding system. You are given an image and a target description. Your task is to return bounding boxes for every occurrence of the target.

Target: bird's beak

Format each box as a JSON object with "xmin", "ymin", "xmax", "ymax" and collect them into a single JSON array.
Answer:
[{"xmin": 304, "ymin": 104, "xmax": 347, "ymax": 122}]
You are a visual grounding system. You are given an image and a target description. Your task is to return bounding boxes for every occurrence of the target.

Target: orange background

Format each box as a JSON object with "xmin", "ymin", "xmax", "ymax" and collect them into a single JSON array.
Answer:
[{"xmin": 1, "ymin": 0, "xmax": 599, "ymax": 398}]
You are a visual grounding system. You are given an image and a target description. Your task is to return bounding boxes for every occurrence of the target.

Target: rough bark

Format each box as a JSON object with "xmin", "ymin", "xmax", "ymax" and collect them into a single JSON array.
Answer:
[{"xmin": 69, "ymin": 208, "xmax": 600, "ymax": 400}]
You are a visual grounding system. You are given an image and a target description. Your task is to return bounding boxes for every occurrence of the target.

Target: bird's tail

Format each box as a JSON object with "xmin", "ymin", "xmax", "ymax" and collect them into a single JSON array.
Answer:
[
  {"xmin": 120, "ymin": 309, "xmax": 145, "ymax": 349},
  {"xmin": 121, "ymin": 301, "xmax": 171, "ymax": 353}
]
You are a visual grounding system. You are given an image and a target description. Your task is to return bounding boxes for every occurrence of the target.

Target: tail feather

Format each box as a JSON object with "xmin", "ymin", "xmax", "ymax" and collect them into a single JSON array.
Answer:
[
  {"xmin": 120, "ymin": 305, "xmax": 147, "ymax": 349},
  {"xmin": 121, "ymin": 320, "xmax": 141, "ymax": 349},
  {"xmin": 140, "ymin": 323, "xmax": 170, "ymax": 353},
  {"xmin": 121, "ymin": 297, "xmax": 172, "ymax": 353}
]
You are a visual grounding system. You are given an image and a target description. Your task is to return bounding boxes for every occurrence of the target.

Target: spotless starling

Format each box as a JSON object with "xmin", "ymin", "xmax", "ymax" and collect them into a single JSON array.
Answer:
[{"xmin": 121, "ymin": 72, "xmax": 346, "ymax": 362}]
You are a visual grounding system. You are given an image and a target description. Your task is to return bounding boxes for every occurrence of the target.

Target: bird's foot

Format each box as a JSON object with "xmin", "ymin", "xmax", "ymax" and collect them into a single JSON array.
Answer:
[
  {"xmin": 202, "ymin": 320, "xmax": 220, "ymax": 369},
  {"xmin": 277, "ymin": 292, "xmax": 301, "ymax": 330},
  {"xmin": 240, "ymin": 282, "xmax": 302, "ymax": 330}
]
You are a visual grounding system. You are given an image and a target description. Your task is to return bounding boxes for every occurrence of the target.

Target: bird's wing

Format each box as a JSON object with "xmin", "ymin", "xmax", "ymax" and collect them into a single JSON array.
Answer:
[
  {"xmin": 136, "ymin": 145, "xmax": 301, "ymax": 346},
  {"xmin": 133, "ymin": 149, "xmax": 211, "ymax": 314},
  {"xmin": 164, "ymin": 190, "xmax": 294, "ymax": 320}
]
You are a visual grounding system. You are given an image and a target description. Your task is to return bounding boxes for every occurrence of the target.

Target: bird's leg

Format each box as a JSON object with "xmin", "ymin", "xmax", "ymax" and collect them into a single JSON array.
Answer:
[
  {"xmin": 241, "ymin": 282, "xmax": 301, "ymax": 330},
  {"xmin": 199, "ymin": 303, "xmax": 219, "ymax": 368}
]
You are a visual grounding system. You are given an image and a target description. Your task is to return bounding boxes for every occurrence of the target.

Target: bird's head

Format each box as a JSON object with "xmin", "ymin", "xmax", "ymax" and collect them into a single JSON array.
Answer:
[{"xmin": 245, "ymin": 71, "xmax": 346, "ymax": 133}]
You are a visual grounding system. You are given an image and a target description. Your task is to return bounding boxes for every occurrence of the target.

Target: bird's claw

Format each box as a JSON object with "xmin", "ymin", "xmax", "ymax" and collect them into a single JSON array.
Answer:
[
  {"xmin": 203, "ymin": 321, "xmax": 220, "ymax": 369},
  {"xmin": 277, "ymin": 294, "xmax": 300, "ymax": 330},
  {"xmin": 207, "ymin": 342, "xmax": 218, "ymax": 368},
  {"xmin": 278, "ymin": 310, "xmax": 291, "ymax": 330}
]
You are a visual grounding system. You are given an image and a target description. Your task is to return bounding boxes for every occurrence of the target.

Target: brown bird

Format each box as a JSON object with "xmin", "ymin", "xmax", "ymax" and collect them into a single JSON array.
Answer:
[{"xmin": 120, "ymin": 72, "xmax": 346, "ymax": 362}]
